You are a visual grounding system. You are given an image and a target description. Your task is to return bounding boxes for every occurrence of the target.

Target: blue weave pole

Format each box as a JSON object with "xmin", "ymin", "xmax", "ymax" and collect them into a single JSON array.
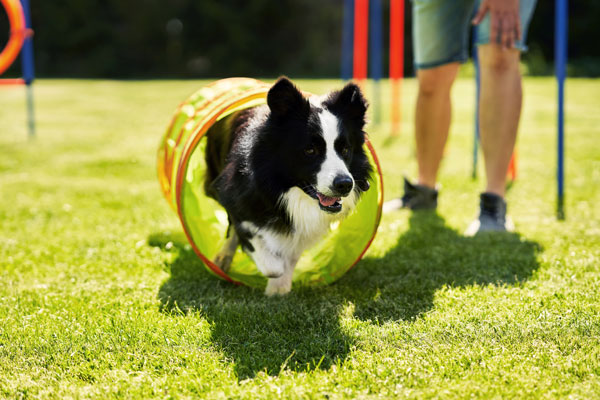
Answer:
[
  {"xmin": 20, "ymin": 0, "xmax": 36, "ymax": 137},
  {"xmin": 471, "ymin": 26, "xmax": 481, "ymax": 180},
  {"xmin": 555, "ymin": 0, "xmax": 567, "ymax": 220},
  {"xmin": 369, "ymin": 0, "xmax": 383, "ymax": 124},
  {"xmin": 341, "ymin": 0, "xmax": 354, "ymax": 81}
]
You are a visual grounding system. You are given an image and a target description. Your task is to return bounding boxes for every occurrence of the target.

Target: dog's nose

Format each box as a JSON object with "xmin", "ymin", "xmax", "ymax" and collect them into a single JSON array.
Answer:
[{"xmin": 333, "ymin": 175, "xmax": 353, "ymax": 196}]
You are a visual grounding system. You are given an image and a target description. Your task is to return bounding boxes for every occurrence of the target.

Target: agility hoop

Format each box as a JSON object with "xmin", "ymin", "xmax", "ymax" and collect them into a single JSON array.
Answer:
[{"xmin": 0, "ymin": 0, "xmax": 28, "ymax": 76}]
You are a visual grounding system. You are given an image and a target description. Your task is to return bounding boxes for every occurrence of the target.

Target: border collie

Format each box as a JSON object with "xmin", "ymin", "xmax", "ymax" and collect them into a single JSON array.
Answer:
[{"xmin": 204, "ymin": 77, "xmax": 372, "ymax": 295}]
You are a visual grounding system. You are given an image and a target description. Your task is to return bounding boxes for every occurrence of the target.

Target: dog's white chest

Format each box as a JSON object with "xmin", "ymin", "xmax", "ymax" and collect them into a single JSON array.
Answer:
[{"xmin": 281, "ymin": 187, "xmax": 333, "ymax": 243}]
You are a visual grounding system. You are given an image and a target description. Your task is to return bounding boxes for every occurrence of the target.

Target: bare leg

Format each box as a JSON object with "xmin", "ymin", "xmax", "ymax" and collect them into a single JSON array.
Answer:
[
  {"xmin": 213, "ymin": 229, "xmax": 239, "ymax": 273},
  {"xmin": 415, "ymin": 63, "xmax": 460, "ymax": 188},
  {"xmin": 477, "ymin": 45, "xmax": 522, "ymax": 197}
]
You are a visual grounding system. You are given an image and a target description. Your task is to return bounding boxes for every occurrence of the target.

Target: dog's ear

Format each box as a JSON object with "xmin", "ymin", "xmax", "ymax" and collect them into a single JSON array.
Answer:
[
  {"xmin": 329, "ymin": 83, "xmax": 368, "ymax": 123},
  {"xmin": 267, "ymin": 77, "xmax": 308, "ymax": 118}
]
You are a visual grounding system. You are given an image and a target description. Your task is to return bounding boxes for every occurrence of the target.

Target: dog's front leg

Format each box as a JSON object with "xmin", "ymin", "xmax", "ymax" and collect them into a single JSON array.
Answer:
[
  {"xmin": 241, "ymin": 225, "xmax": 296, "ymax": 295},
  {"xmin": 264, "ymin": 256, "xmax": 299, "ymax": 296},
  {"xmin": 250, "ymin": 242, "xmax": 285, "ymax": 280},
  {"xmin": 213, "ymin": 229, "xmax": 239, "ymax": 273}
]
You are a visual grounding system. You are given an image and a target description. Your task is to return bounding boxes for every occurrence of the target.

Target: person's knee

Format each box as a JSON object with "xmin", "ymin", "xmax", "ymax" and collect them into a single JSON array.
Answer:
[
  {"xmin": 478, "ymin": 45, "xmax": 520, "ymax": 73},
  {"xmin": 417, "ymin": 64, "xmax": 458, "ymax": 96},
  {"xmin": 418, "ymin": 74, "xmax": 444, "ymax": 96}
]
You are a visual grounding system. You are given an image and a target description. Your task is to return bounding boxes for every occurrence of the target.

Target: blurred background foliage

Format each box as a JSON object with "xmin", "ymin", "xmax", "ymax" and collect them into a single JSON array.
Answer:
[{"xmin": 0, "ymin": 0, "xmax": 598, "ymax": 79}]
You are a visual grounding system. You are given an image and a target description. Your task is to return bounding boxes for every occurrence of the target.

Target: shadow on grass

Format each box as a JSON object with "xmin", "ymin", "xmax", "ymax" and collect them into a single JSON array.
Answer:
[
  {"xmin": 153, "ymin": 211, "xmax": 541, "ymax": 379},
  {"xmin": 152, "ymin": 231, "xmax": 354, "ymax": 380},
  {"xmin": 335, "ymin": 212, "xmax": 542, "ymax": 322}
]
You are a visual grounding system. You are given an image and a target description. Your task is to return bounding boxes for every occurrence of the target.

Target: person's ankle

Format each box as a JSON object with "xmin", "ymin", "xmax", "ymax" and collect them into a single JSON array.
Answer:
[
  {"xmin": 417, "ymin": 177, "xmax": 437, "ymax": 190},
  {"xmin": 484, "ymin": 186, "xmax": 505, "ymax": 198}
]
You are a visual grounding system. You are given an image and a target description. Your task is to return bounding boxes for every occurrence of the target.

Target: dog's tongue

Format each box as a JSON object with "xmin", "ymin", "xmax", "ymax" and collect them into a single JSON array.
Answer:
[{"xmin": 317, "ymin": 193, "xmax": 341, "ymax": 207}]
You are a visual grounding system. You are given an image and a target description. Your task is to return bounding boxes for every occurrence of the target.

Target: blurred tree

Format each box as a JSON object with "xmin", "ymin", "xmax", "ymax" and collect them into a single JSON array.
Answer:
[{"xmin": 0, "ymin": 0, "xmax": 598, "ymax": 78}]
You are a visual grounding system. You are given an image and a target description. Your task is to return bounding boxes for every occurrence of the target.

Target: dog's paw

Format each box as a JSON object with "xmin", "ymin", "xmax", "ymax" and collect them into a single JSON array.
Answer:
[
  {"xmin": 257, "ymin": 263, "xmax": 285, "ymax": 279},
  {"xmin": 264, "ymin": 278, "xmax": 292, "ymax": 296}
]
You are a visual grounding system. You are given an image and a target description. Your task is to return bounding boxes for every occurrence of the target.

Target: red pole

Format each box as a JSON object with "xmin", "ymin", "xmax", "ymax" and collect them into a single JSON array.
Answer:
[
  {"xmin": 353, "ymin": 0, "xmax": 369, "ymax": 86},
  {"xmin": 389, "ymin": 0, "xmax": 404, "ymax": 136}
]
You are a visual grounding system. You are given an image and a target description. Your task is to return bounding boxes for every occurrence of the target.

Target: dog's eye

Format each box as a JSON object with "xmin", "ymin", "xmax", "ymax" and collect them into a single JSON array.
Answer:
[
  {"xmin": 341, "ymin": 147, "xmax": 350, "ymax": 156},
  {"xmin": 304, "ymin": 146, "xmax": 317, "ymax": 156}
]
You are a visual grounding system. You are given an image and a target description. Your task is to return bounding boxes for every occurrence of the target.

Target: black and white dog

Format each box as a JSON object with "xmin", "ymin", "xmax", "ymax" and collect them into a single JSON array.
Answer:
[{"xmin": 204, "ymin": 77, "xmax": 372, "ymax": 295}]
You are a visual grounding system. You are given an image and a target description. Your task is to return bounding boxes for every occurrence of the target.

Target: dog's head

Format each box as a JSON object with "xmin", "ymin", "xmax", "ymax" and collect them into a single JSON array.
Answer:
[{"xmin": 263, "ymin": 77, "xmax": 372, "ymax": 214}]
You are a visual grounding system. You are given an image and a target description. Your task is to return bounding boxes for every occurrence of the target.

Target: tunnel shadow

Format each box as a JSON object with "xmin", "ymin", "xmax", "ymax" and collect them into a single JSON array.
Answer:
[
  {"xmin": 152, "ymin": 211, "xmax": 541, "ymax": 379},
  {"xmin": 152, "ymin": 232, "xmax": 354, "ymax": 380}
]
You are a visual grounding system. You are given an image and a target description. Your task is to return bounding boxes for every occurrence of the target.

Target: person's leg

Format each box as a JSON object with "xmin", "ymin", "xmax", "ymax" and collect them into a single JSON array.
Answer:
[
  {"xmin": 477, "ymin": 44, "xmax": 522, "ymax": 197},
  {"xmin": 472, "ymin": 0, "xmax": 537, "ymax": 194},
  {"xmin": 383, "ymin": 0, "xmax": 474, "ymax": 212},
  {"xmin": 415, "ymin": 63, "xmax": 460, "ymax": 188},
  {"xmin": 383, "ymin": 63, "xmax": 459, "ymax": 212},
  {"xmin": 463, "ymin": 0, "xmax": 536, "ymax": 234},
  {"xmin": 465, "ymin": 46, "xmax": 522, "ymax": 234}
]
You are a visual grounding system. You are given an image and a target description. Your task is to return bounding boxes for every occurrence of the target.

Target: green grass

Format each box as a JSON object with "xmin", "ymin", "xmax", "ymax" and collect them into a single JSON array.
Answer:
[{"xmin": 1, "ymin": 78, "xmax": 599, "ymax": 399}]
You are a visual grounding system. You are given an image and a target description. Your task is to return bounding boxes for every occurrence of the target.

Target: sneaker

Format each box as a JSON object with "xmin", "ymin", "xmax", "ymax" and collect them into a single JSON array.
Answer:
[
  {"xmin": 383, "ymin": 177, "xmax": 438, "ymax": 212},
  {"xmin": 465, "ymin": 192, "xmax": 515, "ymax": 236}
]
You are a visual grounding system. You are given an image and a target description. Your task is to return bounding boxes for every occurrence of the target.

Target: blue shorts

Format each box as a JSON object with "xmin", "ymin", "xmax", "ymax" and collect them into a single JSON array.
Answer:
[{"xmin": 413, "ymin": 0, "xmax": 537, "ymax": 69}]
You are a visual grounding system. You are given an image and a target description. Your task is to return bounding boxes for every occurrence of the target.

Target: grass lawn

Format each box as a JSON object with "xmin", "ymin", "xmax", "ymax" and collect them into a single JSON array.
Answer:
[{"xmin": 1, "ymin": 78, "xmax": 599, "ymax": 399}]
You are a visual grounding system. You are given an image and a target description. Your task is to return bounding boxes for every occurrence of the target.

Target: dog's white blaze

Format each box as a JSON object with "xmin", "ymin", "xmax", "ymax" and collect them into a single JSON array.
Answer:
[{"xmin": 315, "ymin": 110, "xmax": 353, "ymax": 195}]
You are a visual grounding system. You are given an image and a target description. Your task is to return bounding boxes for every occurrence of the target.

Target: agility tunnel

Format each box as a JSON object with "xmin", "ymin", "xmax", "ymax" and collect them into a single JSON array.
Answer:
[{"xmin": 157, "ymin": 78, "xmax": 383, "ymax": 289}]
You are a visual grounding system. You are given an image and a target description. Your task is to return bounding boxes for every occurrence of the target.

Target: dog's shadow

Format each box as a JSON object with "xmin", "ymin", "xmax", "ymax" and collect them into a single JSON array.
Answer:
[{"xmin": 153, "ymin": 212, "xmax": 541, "ymax": 379}]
